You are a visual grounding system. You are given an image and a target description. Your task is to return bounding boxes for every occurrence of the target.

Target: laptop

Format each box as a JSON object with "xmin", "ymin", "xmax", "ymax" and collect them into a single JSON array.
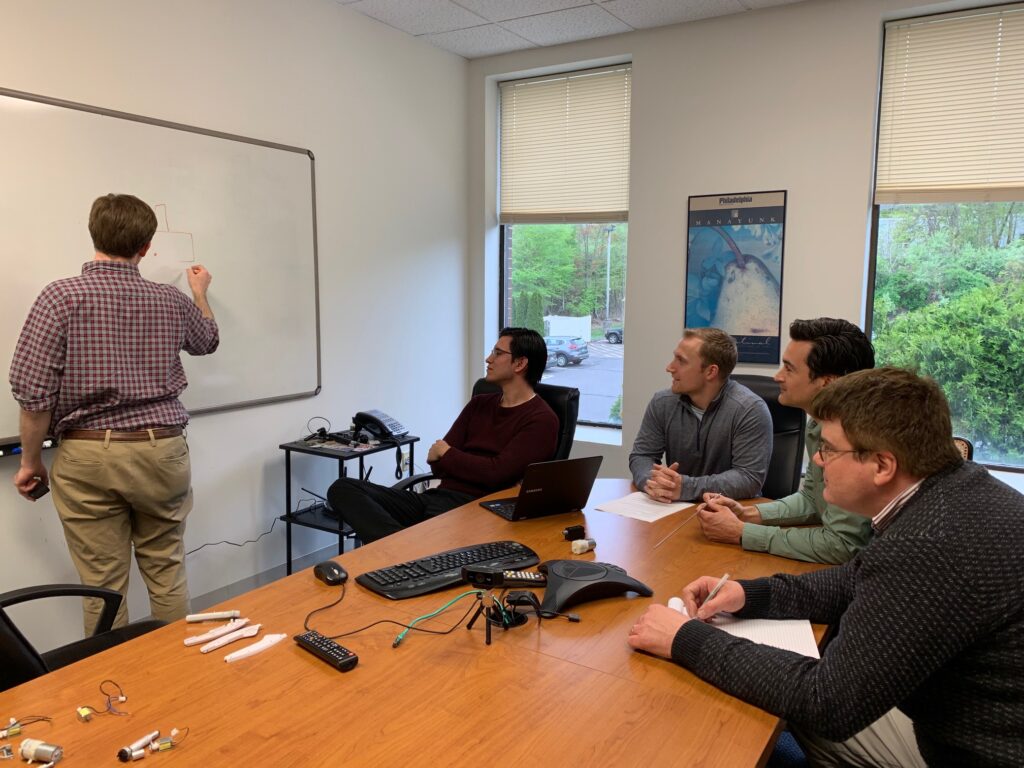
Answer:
[{"xmin": 479, "ymin": 456, "xmax": 603, "ymax": 521}]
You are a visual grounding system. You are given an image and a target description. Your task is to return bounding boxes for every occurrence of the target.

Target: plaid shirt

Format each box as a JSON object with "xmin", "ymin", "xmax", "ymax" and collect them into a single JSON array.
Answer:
[{"xmin": 10, "ymin": 260, "xmax": 219, "ymax": 437}]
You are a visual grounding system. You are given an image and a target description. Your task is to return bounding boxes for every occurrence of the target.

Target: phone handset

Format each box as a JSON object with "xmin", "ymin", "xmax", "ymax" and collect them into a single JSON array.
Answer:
[{"xmin": 352, "ymin": 410, "xmax": 408, "ymax": 439}]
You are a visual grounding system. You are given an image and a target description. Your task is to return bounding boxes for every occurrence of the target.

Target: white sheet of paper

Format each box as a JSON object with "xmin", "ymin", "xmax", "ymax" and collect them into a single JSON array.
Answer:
[
  {"xmin": 596, "ymin": 492, "xmax": 695, "ymax": 522},
  {"xmin": 710, "ymin": 615, "xmax": 820, "ymax": 658}
]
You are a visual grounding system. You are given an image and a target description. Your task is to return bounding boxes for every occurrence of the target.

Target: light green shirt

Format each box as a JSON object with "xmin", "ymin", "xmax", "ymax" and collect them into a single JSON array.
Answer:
[{"xmin": 740, "ymin": 419, "xmax": 873, "ymax": 564}]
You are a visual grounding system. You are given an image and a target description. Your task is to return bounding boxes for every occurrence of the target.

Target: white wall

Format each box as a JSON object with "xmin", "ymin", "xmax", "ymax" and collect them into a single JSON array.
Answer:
[
  {"xmin": 468, "ymin": 0, "xmax": 974, "ymax": 474},
  {"xmin": 0, "ymin": 0, "xmax": 468, "ymax": 648}
]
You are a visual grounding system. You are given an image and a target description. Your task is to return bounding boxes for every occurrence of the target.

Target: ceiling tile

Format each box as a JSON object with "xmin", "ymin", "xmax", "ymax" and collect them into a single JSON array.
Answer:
[
  {"xmin": 347, "ymin": 0, "xmax": 487, "ymax": 36},
  {"xmin": 424, "ymin": 24, "xmax": 537, "ymax": 58},
  {"xmin": 500, "ymin": 5, "xmax": 633, "ymax": 46},
  {"xmin": 601, "ymin": 0, "xmax": 745, "ymax": 28},
  {"xmin": 454, "ymin": 0, "xmax": 589, "ymax": 23}
]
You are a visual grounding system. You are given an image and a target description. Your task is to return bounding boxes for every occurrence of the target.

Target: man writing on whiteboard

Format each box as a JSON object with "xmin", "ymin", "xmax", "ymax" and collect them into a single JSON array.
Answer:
[{"xmin": 9, "ymin": 193, "xmax": 219, "ymax": 634}]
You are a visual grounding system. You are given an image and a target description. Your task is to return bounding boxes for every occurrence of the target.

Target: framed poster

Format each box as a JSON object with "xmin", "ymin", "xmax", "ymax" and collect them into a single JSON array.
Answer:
[{"xmin": 685, "ymin": 190, "xmax": 786, "ymax": 364}]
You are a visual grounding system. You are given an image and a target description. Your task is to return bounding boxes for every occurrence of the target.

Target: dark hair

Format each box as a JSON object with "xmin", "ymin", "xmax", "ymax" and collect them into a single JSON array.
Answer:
[
  {"xmin": 499, "ymin": 327, "xmax": 547, "ymax": 387},
  {"xmin": 789, "ymin": 318, "xmax": 875, "ymax": 379},
  {"xmin": 812, "ymin": 367, "xmax": 962, "ymax": 477},
  {"xmin": 88, "ymin": 194, "xmax": 158, "ymax": 259},
  {"xmin": 682, "ymin": 327, "xmax": 737, "ymax": 379}
]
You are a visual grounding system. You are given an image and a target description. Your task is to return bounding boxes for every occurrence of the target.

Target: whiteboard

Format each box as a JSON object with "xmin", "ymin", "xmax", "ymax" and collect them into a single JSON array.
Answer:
[{"xmin": 0, "ymin": 88, "xmax": 321, "ymax": 443}]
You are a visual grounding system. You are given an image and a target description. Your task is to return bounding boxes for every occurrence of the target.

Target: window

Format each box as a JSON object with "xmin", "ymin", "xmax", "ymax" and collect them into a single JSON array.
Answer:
[
  {"xmin": 498, "ymin": 65, "xmax": 631, "ymax": 427},
  {"xmin": 870, "ymin": 5, "xmax": 1024, "ymax": 468}
]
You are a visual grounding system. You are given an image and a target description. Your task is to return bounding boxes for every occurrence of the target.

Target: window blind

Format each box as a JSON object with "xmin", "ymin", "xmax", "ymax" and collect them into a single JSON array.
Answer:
[
  {"xmin": 499, "ymin": 65, "xmax": 631, "ymax": 224},
  {"xmin": 876, "ymin": 4, "xmax": 1024, "ymax": 203}
]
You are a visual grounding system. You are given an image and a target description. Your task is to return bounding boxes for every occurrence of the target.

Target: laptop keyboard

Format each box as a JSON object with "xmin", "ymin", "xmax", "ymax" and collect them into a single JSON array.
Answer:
[{"xmin": 485, "ymin": 501, "xmax": 517, "ymax": 520}]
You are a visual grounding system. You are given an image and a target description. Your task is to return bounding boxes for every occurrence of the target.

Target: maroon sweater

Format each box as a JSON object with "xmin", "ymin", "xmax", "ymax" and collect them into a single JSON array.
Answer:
[{"xmin": 429, "ymin": 393, "xmax": 558, "ymax": 498}]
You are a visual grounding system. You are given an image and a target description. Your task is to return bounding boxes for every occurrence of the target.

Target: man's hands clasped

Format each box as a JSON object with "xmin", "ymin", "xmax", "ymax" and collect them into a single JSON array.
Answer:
[{"xmin": 644, "ymin": 461, "xmax": 684, "ymax": 503}]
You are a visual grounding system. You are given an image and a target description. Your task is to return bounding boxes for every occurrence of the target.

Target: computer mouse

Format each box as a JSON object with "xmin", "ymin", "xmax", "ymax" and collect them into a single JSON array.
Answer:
[{"xmin": 313, "ymin": 560, "xmax": 348, "ymax": 586}]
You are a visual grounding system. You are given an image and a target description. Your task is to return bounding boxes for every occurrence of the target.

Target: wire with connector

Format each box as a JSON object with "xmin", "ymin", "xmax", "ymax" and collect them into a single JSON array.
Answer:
[
  {"xmin": 76, "ymin": 679, "xmax": 129, "ymax": 721},
  {"xmin": 0, "ymin": 715, "xmax": 52, "ymax": 739},
  {"xmin": 393, "ymin": 589, "xmax": 487, "ymax": 647}
]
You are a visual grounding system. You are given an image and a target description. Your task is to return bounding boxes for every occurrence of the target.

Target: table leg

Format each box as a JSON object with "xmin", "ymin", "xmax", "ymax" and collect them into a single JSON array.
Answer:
[{"xmin": 285, "ymin": 450, "xmax": 293, "ymax": 576}]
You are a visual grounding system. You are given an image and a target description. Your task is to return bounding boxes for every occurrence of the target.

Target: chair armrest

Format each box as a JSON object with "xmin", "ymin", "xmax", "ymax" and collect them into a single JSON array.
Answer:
[
  {"xmin": 392, "ymin": 472, "xmax": 437, "ymax": 492},
  {"xmin": 0, "ymin": 584, "xmax": 123, "ymax": 636}
]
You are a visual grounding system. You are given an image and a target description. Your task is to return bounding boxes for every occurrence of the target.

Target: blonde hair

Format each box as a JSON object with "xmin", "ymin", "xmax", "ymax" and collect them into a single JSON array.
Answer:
[{"xmin": 683, "ymin": 327, "xmax": 737, "ymax": 380}]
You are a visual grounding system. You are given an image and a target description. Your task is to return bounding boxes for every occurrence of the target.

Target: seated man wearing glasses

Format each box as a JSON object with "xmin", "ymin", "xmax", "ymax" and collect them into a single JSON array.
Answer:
[
  {"xmin": 628, "ymin": 368, "xmax": 1024, "ymax": 767},
  {"xmin": 328, "ymin": 328, "xmax": 558, "ymax": 543},
  {"xmin": 696, "ymin": 318, "xmax": 875, "ymax": 563}
]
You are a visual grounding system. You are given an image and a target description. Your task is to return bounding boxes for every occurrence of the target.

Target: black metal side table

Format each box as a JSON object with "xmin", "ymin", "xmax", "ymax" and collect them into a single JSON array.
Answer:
[{"xmin": 278, "ymin": 435, "xmax": 419, "ymax": 574}]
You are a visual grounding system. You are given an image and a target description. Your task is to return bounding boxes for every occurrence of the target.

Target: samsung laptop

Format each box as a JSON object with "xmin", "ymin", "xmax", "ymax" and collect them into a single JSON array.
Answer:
[{"xmin": 479, "ymin": 456, "xmax": 603, "ymax": 521}]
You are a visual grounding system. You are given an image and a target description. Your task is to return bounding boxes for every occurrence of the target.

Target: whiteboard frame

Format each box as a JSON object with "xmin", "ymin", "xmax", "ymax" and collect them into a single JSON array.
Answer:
[{"xmin": 0, "ymin": 86, "xmax": 322, "ymax": 440}]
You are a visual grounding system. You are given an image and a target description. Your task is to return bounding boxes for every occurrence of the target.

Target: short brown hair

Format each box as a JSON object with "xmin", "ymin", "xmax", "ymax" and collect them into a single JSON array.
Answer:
[
  {"xmin": 88, "ymin": 194, "xmax": 157, "ymax": 258},
  {"xmin": 683, "ymin": 327, "xmax": 737, "ymax": 380},
  {"xmin": 812, "ymin": 367, "xmax": 962, "ymax": 478}
]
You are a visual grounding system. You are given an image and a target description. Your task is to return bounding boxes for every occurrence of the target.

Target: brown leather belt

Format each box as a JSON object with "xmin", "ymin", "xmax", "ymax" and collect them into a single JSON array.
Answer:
[{"xmin": 62, "ymin": 427, "xmax": 184, "ymax": 442}]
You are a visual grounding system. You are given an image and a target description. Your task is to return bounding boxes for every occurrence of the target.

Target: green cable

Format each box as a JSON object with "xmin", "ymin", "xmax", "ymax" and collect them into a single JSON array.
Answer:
[{"xmin": 393, "ymin": 589, "xmax": 489, "ymax": 647}]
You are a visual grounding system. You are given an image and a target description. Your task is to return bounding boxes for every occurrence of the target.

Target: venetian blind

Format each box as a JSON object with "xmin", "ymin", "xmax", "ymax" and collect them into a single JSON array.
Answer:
[
  {"xmin": 876, "ymin": 3, "xmax": 1024, "ymax": 203},
  {"xmin": 499, "ymin": 65, "xmax": 631, "ymax": 223}
]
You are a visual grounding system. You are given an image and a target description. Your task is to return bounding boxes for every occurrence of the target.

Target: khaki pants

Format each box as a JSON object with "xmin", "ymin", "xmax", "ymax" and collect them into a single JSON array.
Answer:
[
  {"xmin": 51, "ymin": 434, "xmax": 193, "ymax": 634},
  {"xmin": 794, "ymin": 708, "xmax": 926, "ymax": 768}
]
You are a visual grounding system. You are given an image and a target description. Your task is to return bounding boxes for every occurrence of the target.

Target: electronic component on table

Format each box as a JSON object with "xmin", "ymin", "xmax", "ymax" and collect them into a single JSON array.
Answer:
[
  {"xmin": 570, "ymin": 538, "xmax": 597, "ymax": 554},
  {"xmin": 461, "ymin": 565, "xmax": 547, "ymax": 589},
  {"xmin": 563, "ymin": 524, "xmax": 586, "ymax": 541},
  {"xmin": 293, "ymin": 630, "xmax": 359, "ymax": 672},
  {"xmin": 356, "ymin": 540, "xmax": 539, "ymax": 600}
]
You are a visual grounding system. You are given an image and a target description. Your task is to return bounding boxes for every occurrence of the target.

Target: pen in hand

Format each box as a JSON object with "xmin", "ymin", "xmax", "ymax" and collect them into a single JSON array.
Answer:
[{"xmin": 700, "ymin": 573, "xmax": 730, "ymax": 619}]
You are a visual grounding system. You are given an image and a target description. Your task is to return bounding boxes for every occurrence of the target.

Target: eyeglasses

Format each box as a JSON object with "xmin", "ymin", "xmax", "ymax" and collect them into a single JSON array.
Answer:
[
  {"xmin": 815, "ymin": 445, "xmax": 863, "ymax": 463},
  {"xmin": 490, "ymin": 347, "xmax": 513, "ymax": 358}
]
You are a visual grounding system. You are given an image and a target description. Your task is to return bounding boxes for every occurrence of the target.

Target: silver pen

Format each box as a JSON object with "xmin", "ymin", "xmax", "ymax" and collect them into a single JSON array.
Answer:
[{"xmin": 704, "ymin": 573, "xmax": 730, "ymax": 604}]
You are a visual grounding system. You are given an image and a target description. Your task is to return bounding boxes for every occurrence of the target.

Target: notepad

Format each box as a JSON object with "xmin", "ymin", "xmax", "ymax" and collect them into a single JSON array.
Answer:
[
  {"xmin": 711, "ymin": 615, "xmax": 820, "ymax": 658},
  {"xmin": 596, "ymin": 492, "xmax": 695, "ymax": 522}
]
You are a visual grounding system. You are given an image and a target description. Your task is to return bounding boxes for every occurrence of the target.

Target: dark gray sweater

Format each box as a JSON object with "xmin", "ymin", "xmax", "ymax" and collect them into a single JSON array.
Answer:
[{"xmin": 672, "ymin": 461, "xmax": 1024, "ymax": 767}]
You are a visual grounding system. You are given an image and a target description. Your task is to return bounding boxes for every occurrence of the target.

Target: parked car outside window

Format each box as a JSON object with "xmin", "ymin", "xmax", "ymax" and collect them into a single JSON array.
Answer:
[
  {"xmin": 604, "ymin": 327, "xmax": 623, "ymax": 344},
  {"xmin": 544, "ymin": 336, "xmax": 589, "ymax": 367}
]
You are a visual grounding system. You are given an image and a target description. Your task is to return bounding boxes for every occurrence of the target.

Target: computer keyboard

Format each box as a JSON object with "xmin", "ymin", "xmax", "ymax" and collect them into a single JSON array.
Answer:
[{"xmin": 355, "ymin": 540, "xmax": 540, "ymax": 600}]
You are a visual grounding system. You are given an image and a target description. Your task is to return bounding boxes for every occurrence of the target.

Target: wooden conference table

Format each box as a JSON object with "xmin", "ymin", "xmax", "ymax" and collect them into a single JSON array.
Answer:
[{"xmin": 0, "ymin": 480, "xmax": 826, "ymax": 767}]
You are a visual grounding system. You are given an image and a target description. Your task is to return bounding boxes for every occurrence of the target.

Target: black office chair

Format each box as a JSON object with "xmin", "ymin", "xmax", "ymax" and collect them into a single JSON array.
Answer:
[
  {"xmin": 733, "ymin": 374, "xmax": 806, "ymax": 500},
  {"xmin": 0, "ymin": 584, "xmax": 166, "ymax": 692},
  {"xmin": 392, "ymin": 378, "xmax": 580, "ymax": 492}
]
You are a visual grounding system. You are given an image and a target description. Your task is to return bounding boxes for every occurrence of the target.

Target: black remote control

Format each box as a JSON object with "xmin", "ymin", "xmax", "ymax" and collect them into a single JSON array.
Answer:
[
  {"xmin": 461, "ymin": 565, "xmax": 547, "ymax": 588},
  {"xmin": 293, "ymin": 630, "xmax": 358, "ymax": 672}
]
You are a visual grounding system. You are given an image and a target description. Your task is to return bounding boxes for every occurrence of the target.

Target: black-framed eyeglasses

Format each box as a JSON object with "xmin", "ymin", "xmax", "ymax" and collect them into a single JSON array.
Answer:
[
  {"xmin": 490, "ymin": 347, "xmax": 513, "ymax": 358},
  {"xmin": 815, "ymin": 445, "xmax": 863, "ymax": 463}
]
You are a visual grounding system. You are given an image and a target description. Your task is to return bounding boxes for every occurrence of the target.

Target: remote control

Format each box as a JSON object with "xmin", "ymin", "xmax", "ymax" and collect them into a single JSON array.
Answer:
[
  {"xmin": 501, "ymin": 569, "xmax": 547, "ymax": 587},
  {"xmin": 294, "ymin": 630, "xmax": 358, "ymax": 672},
  {"xmin": 461, "ymin": 565, "xmax": 547, "ymax": 588}
]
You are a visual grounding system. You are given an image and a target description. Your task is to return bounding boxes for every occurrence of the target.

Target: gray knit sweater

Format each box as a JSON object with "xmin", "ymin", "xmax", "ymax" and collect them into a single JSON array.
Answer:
[
  {"xmin": 672, "ymin": 461, "xmax": 1024, "ymax": 767},
  {"xmin": 629, "ymin": 378, "xmax": 772, "ymax": 501}
]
